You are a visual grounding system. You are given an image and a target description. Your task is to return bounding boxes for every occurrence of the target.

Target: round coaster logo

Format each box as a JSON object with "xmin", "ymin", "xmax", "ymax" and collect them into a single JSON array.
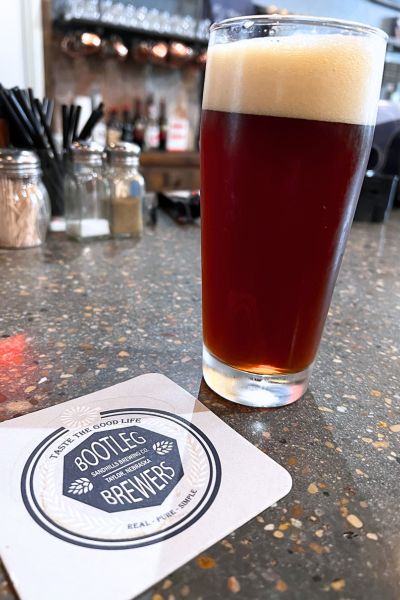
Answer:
[{"xmin": 21, "ymin": 408, "xmax": 221, "ymax": 549}]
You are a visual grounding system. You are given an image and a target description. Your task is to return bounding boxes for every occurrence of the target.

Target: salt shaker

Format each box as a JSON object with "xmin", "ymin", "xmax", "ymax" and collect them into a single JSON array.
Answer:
[
  {"xmin": 106, "ymin": 142, "xmax": 145, "ymax": 238},
  {"xmin": 65, "ymin": 141, "xmax": 111, "ymax": 241},
  {"xmin": 0, "ymin": 149, "xmax": 50, "ymax": 249}
]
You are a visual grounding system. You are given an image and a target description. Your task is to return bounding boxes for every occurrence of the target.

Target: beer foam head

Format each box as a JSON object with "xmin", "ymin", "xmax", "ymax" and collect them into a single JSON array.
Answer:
[{"xmin": 203, "ymin": 33, "xmax": 386, "ymax": 125}]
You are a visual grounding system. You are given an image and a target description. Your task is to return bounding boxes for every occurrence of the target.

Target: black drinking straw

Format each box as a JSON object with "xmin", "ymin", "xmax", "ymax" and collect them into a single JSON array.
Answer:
[
  {"xmin": 72, "ymin": 105, "xmax": 81, "ymax": 141},
  {"xmin": 0, "ymin": 86, "xmax": 33, "ymax": 146},
  {"xmin": 28, "ymin": 88, "xmax": 43, "ymax": 128},
  {"xmin": 46, "ymin": 99, "xmax": 54, "ymax": 127},
  {"xmin": 67, "ymin": 105, "xmax": 77, "ymax": 147},
  {"xmin": 62, "ymin": 104, "xmax": 69, "ymax": 150},
  {"xmin": 78, "ymin": 102, "xmax": 104, "ymax": 140},
  {"xmin": 42, "ymin": 97, "xmax": 49, "ymax": 118},
  {"xmin": 12, "ymin": 87, "xmax": 44, "ymax": 147},
  {"xmin": 34, "ymin": 99, "xmax": 61, "ymax": 164}
]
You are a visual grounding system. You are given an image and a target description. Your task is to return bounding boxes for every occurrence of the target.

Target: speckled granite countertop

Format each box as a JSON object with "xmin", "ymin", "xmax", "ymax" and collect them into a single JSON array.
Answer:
[{"xmin": 1, "ymin": 212, "xmax": 400, "ymax": 600}]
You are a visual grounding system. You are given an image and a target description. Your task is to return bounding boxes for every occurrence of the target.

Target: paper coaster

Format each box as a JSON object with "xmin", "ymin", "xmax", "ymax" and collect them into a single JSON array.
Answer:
[{"xmin": 0, "ymin": 374, "xmax": 292, "ymax": 600}]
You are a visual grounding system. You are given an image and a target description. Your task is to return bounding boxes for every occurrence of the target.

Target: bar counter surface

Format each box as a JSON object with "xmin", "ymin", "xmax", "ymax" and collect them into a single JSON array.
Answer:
[{"xmin": 0, "ymin": 212, "xmax": 400, "ymax": 600}]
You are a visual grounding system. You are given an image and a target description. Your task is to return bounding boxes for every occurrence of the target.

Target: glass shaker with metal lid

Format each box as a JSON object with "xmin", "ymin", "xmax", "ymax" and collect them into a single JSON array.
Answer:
[
  {"xmin": 0, "ymin": 149, "xmax": 50, "ymax": 248},
  {"xmin": 65, "ymin": 141, "xmax": 111, "ymax": 241},
  {"xmin": 106, "ymin": 141, "xmax": 144, "ymax": 238}
]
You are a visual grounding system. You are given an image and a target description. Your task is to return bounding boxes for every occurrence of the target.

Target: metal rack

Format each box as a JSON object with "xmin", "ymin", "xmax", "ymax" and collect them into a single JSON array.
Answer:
[{"xmin": 53, "ymin": 0, "xmax": 211, "ymax": 46}]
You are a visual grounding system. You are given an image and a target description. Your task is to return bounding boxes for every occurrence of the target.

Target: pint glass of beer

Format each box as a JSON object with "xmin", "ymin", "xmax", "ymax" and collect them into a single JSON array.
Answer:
[{"xmin": 201, "ymin": 16, "xmax": 386, "ymax": 407}]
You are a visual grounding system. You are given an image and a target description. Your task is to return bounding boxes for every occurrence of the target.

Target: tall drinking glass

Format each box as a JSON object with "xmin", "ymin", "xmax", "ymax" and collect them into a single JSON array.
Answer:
[{"xmin": 200, "ymin": 16, "xmax": 387, "ymax": 408}]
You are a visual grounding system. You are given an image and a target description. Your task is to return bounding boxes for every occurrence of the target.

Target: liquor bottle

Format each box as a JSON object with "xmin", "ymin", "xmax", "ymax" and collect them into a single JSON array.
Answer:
[
  {"xmin": 91, "ymin": 88, "xmax": 107, "ymax": 146},
  {"xmin": 158, "ymin": 98, "xmax": 168, "ymax": 151},
  {"xmin": 144, "ymin": 95, "xmax": 160, "ymax": 150},
  {"xmin": 106, "ymin": 108, "xmax": 121, "ymax": 145},
  {"xmin": 167, "ymin": 95, "xmax": 190, "ymax": 152},
  {"xmin": 132, "ymin": 98, "xmax": 145, "ymax": 149},
  {"xmin": 121, "ymin": 107, "xmax": 134, "ymax": 142}
]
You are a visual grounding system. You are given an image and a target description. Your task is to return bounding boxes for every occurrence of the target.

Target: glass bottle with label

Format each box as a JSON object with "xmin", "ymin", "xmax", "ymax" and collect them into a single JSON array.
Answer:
[
  {"xmin": 144, "ymin": 96, "xmax": 160, "ymax": 150},
  {"xmin": 132, "ymin": 98, "xmax": 145, "ymax": 149},
  {"xmin": 106, "ymin": 108, "xmax": 122, "ymax": 145},
  {"xmin": 158, "ymin": 98, "xmax": 168, "ymax": 151},
  {"xmin": 65, "ymin": 141, "xmax": 111, "ymax": 241},
  {"xmin": 121, "ymin": 107, "xmax": 134, "ymax": 143},
  {"xmin": 167, "ymin": 95, "xmax": 190, "ymax": 152},
  {"xmin": 106, "ymin": 141, "xmax": 145, "ymax": 238}
]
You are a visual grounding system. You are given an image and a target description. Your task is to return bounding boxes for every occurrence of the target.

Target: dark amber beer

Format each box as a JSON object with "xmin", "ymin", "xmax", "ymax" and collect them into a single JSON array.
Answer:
[{"xmin": 201, "ymin": 17, "xmax": 386, "ymax": 407}]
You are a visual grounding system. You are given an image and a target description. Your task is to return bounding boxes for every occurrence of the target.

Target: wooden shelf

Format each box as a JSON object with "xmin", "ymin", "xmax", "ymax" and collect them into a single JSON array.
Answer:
[
  {"xmin": 140, "ymin": 151, "xmax": 199, "ymax": 167},
  {"xmin": 140, "ymin": 151, "xmax": 200, "ymax": 192}
]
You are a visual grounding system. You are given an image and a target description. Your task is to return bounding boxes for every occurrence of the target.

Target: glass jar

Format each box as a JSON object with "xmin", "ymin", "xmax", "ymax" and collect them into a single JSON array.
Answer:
[
  {"xmin": 0, "ymin": 149, "xmax": 50, "ymax": 249},
  {"xmin": 106, "ymin": 141, "xmax": 145, "ymax": 238},
  {"xmin": 65, "ymin": 141, "xmax": 111, "ymax": 241}
]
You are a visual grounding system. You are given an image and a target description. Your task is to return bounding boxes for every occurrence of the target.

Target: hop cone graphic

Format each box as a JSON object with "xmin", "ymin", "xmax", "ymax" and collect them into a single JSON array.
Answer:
[
  {"xmin": 68, "ymin": 477, "xmax": 94, "ymax": 495},
  {"xmin": 153, "ymin": 440, "xmax": 174, "ymax": 455}
]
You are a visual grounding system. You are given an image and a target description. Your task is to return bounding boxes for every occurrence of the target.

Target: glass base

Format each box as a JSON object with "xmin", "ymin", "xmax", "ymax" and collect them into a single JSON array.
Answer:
[{"xmin": 202, "ymin": 345, "xmax": 313, "ymax": 408}]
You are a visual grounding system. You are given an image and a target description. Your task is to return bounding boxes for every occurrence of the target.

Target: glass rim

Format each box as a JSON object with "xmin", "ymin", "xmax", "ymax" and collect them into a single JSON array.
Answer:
[{"xmin": 210, "ymin": 14, "xmax": 388, "ymax": 40}]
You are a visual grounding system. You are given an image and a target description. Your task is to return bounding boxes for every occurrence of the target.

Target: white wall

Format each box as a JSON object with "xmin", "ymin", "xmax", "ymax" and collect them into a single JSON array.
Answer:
[
  {"xmin": 0, "ymin": 0, "xmax": 44, "ymax": 96},
  {"xmin": 0, "ymin": 1, "xmax": 26, "ymax": 88}
]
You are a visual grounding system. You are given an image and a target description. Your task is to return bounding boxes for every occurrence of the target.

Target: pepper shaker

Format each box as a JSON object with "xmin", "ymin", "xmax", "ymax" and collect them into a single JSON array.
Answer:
[{"xmin": 106, "ymin": 141, "xmax": 145, "ymax": 238}]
